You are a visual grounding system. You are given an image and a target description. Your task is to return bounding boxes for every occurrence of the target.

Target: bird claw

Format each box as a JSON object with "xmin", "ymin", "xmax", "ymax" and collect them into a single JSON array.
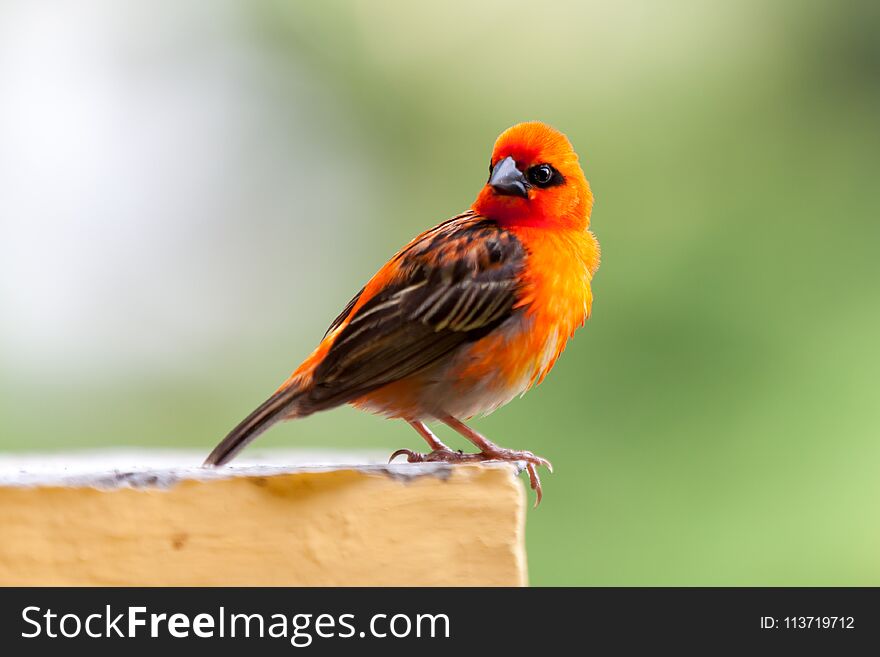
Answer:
[
  {"xmin": 527, "ymin": 454, "xmax": 553, "ymax": 474},
  {"xmin": 526, "ymin": 462, "xmax": 543, "ymax": 508},
  {"xmin": 388, "ymin": 447, "xmax": 465, "ymax": 464},
  {"xmin": 389, "ymin": 448, "xmax": 419, "ymax": 463},
  {"xmin": 472, "ymin": 447, "xmax": 552, "ymax": 506},
  {"xmin": 388, "ymin": 445, "xmax": 552, "ymax": 507}
]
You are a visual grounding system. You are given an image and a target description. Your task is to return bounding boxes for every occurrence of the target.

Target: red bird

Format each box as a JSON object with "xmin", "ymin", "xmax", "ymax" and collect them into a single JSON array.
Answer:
[{"xmin": 205, "ymin": 122, "xmax": 600, "ymax": 504}]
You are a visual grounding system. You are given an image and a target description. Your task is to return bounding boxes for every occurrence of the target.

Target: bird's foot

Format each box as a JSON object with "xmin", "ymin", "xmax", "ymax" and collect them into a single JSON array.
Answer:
[
  {"xmin": 388, "ymin": 446, "xmax": 552, "ymax": 506},
  {"xmin": 475, "ymin": 446, "xmax": 552, "ymax": 507},
  {"xmin": 389, "ymin": 447, "xmax": 485, "ymax": 464}
]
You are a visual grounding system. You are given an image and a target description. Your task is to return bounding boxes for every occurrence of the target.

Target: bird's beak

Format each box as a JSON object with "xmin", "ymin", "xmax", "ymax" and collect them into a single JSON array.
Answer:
[{"xmin": 488, "ymin": 156, "xmax": 529, "ymax": 198}]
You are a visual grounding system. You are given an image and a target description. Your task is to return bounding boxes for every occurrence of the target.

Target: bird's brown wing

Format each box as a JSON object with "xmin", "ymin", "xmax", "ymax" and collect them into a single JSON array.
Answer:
[
  {"xmin": 323, "ymin": 286, "xmax": 364, "ymax": 339},
  {"xmin": 304, "ymin": 212, "xmax": 526, "ymax": 409},
  {"xmin": 204, "ymin": 211, "xmax": 524, "ymax": 467}
]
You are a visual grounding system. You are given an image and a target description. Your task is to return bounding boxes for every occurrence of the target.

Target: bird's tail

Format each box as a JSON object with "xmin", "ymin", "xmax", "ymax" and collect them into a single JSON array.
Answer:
[{"xmin": 203, "ymin": 383, "xmax": 308, "ymax": 467}]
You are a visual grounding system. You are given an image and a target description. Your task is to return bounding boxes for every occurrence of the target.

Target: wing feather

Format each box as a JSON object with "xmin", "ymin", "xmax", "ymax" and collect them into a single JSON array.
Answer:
[{"xmin": 305, "ymin": 212, "xmax": 525, "ymax": 409}]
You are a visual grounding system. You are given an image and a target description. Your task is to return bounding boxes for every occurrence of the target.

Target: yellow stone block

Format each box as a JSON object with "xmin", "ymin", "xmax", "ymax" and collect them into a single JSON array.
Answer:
[{"xmin": 0, "ymin": 452, "xmax": 527, "ymax": 586}]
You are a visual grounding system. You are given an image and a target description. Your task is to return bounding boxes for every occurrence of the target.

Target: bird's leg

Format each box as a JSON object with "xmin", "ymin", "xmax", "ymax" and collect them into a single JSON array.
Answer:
[
  {"xmin": 440, "ymin": 414, "xmax": 553, "ymax": 506},
  {"xmin": 408, "ymin": 419, "xmax": 451, "ymax": 452},
  {"xmin": 389, "ymin": 420, "xmax": 461, "ymax": 464},
  {"xmin": 388, "ymin": 417, "xmax": 553, "ymax": 505},
  {"xmin": 440, "ymin": 415, "xmax": 553, "ymax": 471},
  {"xmin": 390, "ymin": 419, "xmax": 496, "ymax": 465}
]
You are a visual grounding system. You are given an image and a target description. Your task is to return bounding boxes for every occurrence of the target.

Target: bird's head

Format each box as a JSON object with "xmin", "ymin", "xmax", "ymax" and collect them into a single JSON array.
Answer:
[{"xmin": 473, "ymin": 122, "xmax": 593, "ymax": 230}]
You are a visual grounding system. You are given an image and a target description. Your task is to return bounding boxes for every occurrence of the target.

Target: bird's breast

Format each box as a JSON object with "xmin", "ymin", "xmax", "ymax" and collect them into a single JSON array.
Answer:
[
  {"xmin": 514, "ymin": 225, "xmax": 599, "ymax": 351},
  {"xmin": 433, "ymin": 226, "xmax": 600, "ymax": 416},
  {"xmin": 349, "ymin": 226, "xmax": 599, "ymax": 420}
]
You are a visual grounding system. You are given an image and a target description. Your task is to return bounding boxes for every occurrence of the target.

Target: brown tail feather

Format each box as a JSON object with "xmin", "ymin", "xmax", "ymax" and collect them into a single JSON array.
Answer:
[{"xmin": 203, "ymin": 384, "xmax": 307, "ymax": 466}]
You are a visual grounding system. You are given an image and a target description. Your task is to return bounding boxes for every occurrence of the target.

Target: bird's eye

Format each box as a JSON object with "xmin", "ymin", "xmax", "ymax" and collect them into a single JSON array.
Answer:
[{"xmin": 528, "ymin": 164, "xmax": 556, "ymax": 187}]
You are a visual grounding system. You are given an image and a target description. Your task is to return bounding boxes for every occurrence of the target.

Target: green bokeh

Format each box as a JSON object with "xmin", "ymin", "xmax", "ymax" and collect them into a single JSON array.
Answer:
[{"xmin": 2, "ymin": 1, "xmax": 879, "ymax": 585}]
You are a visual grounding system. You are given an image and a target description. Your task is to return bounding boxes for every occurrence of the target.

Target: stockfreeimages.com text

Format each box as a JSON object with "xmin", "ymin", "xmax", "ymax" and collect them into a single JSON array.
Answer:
[{"xmin": 21, "ymin": 605, "xmax": 451, "ymax": 646}]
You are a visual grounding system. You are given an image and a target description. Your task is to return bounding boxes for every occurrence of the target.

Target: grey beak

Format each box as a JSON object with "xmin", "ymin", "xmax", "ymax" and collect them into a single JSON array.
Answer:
[{"xmin": 488, "ymin": 156, "xmax": 529, "ymax": 198}]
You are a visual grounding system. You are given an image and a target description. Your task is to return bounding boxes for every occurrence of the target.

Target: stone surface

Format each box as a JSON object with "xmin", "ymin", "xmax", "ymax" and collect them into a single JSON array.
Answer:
[{"xmin": 0, "ymin": 450, "xmax": 527, "ymax": 586}]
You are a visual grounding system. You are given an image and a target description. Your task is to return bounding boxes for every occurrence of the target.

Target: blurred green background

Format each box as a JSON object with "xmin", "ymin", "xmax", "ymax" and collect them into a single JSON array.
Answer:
[{"xmin": 1, "ymin": 0, "xmax": 879, "ymax": 585}]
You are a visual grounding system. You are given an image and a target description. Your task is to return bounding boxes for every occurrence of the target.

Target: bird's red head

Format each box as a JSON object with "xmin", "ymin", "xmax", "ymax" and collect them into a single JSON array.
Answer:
[{"xmin": 473, "ymin": 122, "xmax": 593, "ymax": 230}]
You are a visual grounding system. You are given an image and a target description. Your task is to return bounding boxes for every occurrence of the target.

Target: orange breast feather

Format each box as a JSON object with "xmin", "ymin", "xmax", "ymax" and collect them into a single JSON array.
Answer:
[{"xmin": 452, "ymin": 225, "xmax": 600, "ymax": 395}]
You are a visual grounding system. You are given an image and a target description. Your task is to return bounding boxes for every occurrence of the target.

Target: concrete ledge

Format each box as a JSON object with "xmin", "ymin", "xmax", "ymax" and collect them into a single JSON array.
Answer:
[{"xmin": 0, "ymin": 450, "xmax": 527, "ymax": 586}]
